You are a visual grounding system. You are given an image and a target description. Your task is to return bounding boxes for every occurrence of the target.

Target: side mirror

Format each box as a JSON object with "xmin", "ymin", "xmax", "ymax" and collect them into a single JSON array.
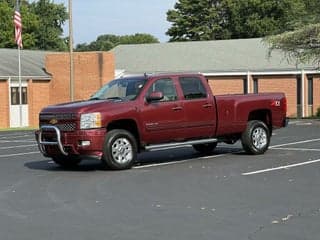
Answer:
[{"xmin": 146, "ymin": 91, "xmax": 164, "ymax": 102}]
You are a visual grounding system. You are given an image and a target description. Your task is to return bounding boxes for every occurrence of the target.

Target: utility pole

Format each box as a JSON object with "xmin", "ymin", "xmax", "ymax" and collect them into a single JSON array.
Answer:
[{"xmin": 69, "ymin": 0, "xmax": 74, "ymax": 101}]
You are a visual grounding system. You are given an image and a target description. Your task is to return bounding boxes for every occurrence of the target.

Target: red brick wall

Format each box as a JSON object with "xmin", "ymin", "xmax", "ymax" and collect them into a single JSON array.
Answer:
[
  {"xmin": 45, "ymin": 52, "xmax": 115, "ymax": 105},
  {"xmin": 24, "ymin": 52, "xmax": 115, "ymax": 128},
  {"xmin": 207, "ymin": 76, "xmax": 245, "ymax": 95},
  {"xmin": 256, "ymin": 76, "xmax": 297, "ymax": 117},
  {"xmin": 0, "ymin": 80, "xmax": 9, "ymax": 128},
  {"xmin": 28, "ymin": 80, "xmax": 50, "ymax": 127},
  {"xmin": 207, "ymin": 75, "xmax": 297, "ymax": 117}
]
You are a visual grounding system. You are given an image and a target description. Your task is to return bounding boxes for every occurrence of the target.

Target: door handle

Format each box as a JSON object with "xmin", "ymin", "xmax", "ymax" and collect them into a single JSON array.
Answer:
[
  {"xmin": 203, "ymin": 103, "xmax": 213, "ymax": 108},
  {"xmin": 172, "ymin": 106, "xmax": 183, "ymax": 111}
]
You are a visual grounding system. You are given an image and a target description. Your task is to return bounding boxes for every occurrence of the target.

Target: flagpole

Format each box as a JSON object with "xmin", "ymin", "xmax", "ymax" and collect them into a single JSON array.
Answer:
[
  {"xmin": 18, "ymin": 46, "xmax": 22, "ymax": 127},
  {"xmin": 15, "ymin": 0, "xmax": 23, "ymax": 127},
  {"xmin": 69, "ymin": 0, "xmax": 74, "ymax": 101}
]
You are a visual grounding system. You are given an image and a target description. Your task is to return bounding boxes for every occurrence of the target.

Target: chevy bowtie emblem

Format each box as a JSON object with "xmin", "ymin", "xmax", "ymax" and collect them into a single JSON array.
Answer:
[{"xmin": 49, "ymin": 118, "xmax": 58, "ymax": 125}]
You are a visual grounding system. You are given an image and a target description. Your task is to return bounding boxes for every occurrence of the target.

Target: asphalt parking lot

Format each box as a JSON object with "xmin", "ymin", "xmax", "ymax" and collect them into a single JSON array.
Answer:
[{"xmin": 0, "ymin": 120, "xmax": 319, "ymax": 240}]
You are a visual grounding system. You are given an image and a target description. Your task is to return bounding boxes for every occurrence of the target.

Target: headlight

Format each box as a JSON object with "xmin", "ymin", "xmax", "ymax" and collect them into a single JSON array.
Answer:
[{"xmin": 80, "ymin": 112, "xmax": 101, "ymax": 129}]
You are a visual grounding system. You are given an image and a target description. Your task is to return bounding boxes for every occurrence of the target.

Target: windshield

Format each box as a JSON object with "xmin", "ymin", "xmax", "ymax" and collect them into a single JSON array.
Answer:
[{"xmin": 90, "ymin": 78, "xmax": 146, "ymax": 101}]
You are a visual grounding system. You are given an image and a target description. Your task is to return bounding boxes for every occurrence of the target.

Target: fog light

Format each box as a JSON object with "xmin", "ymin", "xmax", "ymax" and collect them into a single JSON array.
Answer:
[{"xmin": 79, "ymin": 140, "xmax": 91, "ymax": 147}]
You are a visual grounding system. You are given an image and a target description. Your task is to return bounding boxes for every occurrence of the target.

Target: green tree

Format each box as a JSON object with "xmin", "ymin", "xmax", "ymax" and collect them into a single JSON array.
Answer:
[
  {"xmin": 30, "ymin": 0, "xmax": 68, "ymax": 51},
  {"xmin": 0, "ymin": 0, "xmax": 67, "ymax": 50},
  {"xmin": 0, "ymin": 0, "xmax": 39, "ymax": 48},
  {"xmin": 166, "ymin": 0, "xmax": 231, "ymax": 41},
  {"xmin": 266, "ymin": 24, "xmax": 320, "ymax": 65},
  {"xmin": 166, "ymin": 0, "xmax": 311, "ymax": 41},
  {"xmin": 265, "ymin": 0, "xmax": 320, "ymax": 65},
  {"xmin": 226, "ymin": 0, "xmax": 306, "ymax": 39},
  {"xmin": 75, "ymin": 33, "xmax": 159, "ymax": 52},
  {"xmin": 0, "ymin": 1, "xmax": 15, "ymax": 48}
]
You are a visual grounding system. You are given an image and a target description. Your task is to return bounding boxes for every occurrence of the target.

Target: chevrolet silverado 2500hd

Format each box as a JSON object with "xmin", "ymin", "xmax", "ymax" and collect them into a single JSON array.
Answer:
[{"xmin": 36, "ymin": 73, "xmax": 288, "ymax": 170}]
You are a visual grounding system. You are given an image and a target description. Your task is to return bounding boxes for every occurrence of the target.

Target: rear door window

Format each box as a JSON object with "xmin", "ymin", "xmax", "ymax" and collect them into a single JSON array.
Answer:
[{"xmin": 179, "ymin": 77, "xmax": 207, "ymax": 100}]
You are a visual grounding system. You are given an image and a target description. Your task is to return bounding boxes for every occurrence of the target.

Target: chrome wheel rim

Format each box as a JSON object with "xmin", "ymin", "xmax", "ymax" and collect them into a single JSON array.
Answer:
[
  {"xmin": 111, "ymin": 138, "xmax": 133, "ymax": 164},
  {"xmin": 252, "ymin": 127, "xmax": 267, "ymax": 150}
]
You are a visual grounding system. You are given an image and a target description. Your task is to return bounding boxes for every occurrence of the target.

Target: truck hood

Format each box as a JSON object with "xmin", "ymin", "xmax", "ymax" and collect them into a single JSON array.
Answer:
[{"xmin": 41, "ymin": 99, "xmax": 124, "ymax": 114}]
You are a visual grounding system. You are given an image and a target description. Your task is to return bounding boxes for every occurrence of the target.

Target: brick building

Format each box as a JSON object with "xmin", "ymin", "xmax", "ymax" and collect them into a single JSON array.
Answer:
[
  {"xmin": 0, "ymin": 49, "xmax": 114, "ymax": 128},
  {"xmin": 0, "ymin": 38, "xmax": 319, "ymax": 128}
]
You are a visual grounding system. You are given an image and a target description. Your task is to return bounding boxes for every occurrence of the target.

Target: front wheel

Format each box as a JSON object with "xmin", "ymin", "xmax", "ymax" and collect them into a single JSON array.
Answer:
[
  {"xmin": 101, "ymin": 129, "xmax": 137, "ymax": 170},
  {"xmin": 241, "ymin": 120, "xmax": 270, "ymax": 155},
  {"xmin": 52, "ymin": 155, "xmax": 82, "ymax": 168}
]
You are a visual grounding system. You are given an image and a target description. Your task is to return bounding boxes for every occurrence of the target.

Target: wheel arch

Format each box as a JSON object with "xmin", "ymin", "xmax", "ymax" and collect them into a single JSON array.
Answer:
[
  {"xmin": 248, "ymin": 109, "xmax": 272, "ymax": 134},
  {"xmin": 106, "ymin": 119, "xmax": 141, "ymax": 151}
]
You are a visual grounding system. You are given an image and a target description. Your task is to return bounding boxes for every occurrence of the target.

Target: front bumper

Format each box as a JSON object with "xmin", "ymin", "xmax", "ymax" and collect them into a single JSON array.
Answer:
[{"xmin": 35, "ymin": 126, "xmax": 106, "ymax": 157}]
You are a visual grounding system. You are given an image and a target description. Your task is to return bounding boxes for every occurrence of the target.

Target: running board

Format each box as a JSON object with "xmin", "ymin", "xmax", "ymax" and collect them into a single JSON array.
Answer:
[{"xmin": 145, "ymin": 138, "xmax": 218, "ymax": 151}]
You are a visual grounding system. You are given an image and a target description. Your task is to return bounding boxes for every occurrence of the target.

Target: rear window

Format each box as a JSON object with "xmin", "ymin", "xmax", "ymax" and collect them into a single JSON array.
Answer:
[{"xmin": 179, "ymin": 77, "xmax": 207, "ymax": 100}]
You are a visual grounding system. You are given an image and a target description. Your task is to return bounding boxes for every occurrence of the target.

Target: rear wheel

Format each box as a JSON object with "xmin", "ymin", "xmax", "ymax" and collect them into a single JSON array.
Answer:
[
  {"xmin": 52, "ymin": 155, "xmax": 82, "ymax": 168},
  {"xmin": 241, "ymin": 120, "xmax": 270, "ymax": 154},
  {"xmin": 101, "ymin": 129, "xmax": 137, "ymax": 170},
  {"xmin": 193, "ymin": 142, "xmax": 217, "ymax": 154}
]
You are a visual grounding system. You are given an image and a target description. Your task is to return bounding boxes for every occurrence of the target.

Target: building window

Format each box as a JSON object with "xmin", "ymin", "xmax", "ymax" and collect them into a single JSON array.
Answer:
[
  {"xmin": 11, "ymin": 87, "xmax": 28, "ymax": 105},
  {"xmin": 253, "ymin": 78, "xmax": 258, "ymax": 93},
  {"xmin": 243, "ymin": 78, "xmax": 248, "ymax": 94},
  {"xmin": 308, "ymin": 76, "xmax": 313, "ymax": 105}
]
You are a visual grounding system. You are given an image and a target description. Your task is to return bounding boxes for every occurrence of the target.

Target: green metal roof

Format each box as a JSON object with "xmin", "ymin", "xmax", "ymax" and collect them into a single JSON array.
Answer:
[
  {"xmin": 0, "ymin": 48, "xmax": 51, "ymax": 79},
  {"xmin": 111, "ymin": 38, "xmax": 316, "ymax": 75}
]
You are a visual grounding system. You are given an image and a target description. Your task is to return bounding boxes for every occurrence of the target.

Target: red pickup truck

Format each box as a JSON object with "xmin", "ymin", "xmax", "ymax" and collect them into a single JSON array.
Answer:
[{"xmin": 36, "ymin": 73, "xmax": 288, "ymax": 170}]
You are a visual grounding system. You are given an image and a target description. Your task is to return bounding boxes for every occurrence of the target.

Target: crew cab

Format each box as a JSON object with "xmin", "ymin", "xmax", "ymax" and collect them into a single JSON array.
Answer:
[{"xmin": 35, "ymin": 73, "xmax": 288, "ymax": 170}]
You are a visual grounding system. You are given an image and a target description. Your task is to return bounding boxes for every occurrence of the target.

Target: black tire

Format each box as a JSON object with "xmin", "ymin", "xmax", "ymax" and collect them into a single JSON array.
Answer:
[
  {"xmin": 101, "ymin": 129, "xmax": 137, "ymax": 170},
  {"xmin": 241, "ymin": 120, "xmax": 270, "ymax": 155},
  {"xmin": 52, "ymin": 155, "xmax": 82, "ymax": 168},
  {"xmin": 193, "ymin": 142, "xmax": 217, "ymax": 154}
]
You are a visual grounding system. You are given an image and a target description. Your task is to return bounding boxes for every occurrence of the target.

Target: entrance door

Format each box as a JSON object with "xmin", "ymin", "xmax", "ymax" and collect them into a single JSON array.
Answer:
[{"xmin": 10, "ymin": 84, "xmax": 29, "ymax": 127}]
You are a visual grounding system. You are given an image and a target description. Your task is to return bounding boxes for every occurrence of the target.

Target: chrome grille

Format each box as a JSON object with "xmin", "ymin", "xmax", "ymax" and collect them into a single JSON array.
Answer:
[
  {"xmin": 39, "ymin": 113, "xmax": 77, "ymax": 132},
  {"xmin": 55, "ymin": 123, "xmax": 76, "ymax": 131},
  {"xmin": 40, "ymin": 123, "xmax": 76, "ymax": 132}
]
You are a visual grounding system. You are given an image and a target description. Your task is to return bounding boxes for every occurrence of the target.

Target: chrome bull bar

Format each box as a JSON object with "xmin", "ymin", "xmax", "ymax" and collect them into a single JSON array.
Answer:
[{"xmin": 37, "ymin": 125, "xmax": 69, "ymax": 156}]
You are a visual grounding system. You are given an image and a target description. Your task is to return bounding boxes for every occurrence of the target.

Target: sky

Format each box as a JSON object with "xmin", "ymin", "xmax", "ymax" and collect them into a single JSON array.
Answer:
[{"xmin": 53, "ymin": 0, "xmax": 177, "ymax": 45}]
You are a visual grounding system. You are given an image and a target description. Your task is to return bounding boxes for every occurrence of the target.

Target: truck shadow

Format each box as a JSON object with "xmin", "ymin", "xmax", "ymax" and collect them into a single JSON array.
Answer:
[
  {"xmin": 25, "ymin": 146, "xmax": 243, "ymax": 172},
  {"xmin": 24, "ymin": 159, "xmax": 105, "ymax": 172}
]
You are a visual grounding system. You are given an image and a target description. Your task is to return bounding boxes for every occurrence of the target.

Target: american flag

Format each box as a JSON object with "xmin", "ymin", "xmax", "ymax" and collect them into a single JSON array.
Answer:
[{"xmin": 14, "ymin": 6, "xmax": 23, "ymax": 48}]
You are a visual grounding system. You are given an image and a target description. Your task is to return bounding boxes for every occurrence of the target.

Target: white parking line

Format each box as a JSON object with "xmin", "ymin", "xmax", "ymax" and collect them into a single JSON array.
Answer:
[
  {"xmin": 270, "ymin": 138, "xmax": 320, "ymax": 148},
  {"xmin": 243, "ymin": 138, "xmax": 320, "ymax": 175},
  {"xmin": 0, "ymin": 144, "xmax": 38, "ymax": 150},
  {"xmin": 134, "ymin": 151, "xmax": 238, "ymax": 169},
  {"xmin": 272, "ymin": 147, "xmax": 320, "ymax": 152},
  {"xmin": 134, "ymin": 160, "xmax": 191, "ymax": 169},
  {"xmin": 242, "ymin": 158, "xmax": 320, "ymax": 176},
  {"xmin": 0, "ymin": 140, "xmax": 36, "ymax": 143},
  {"xmin": 0, "ymin": 134, "xmax": 33, "ymax": 139},
  {"xmin": 0, "ymin": 152, "xmax": 39, "ymax": 158}
]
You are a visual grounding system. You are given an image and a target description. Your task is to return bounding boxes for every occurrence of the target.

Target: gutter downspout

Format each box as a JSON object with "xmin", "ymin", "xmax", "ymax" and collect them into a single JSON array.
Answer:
[{"xmin": 247, "ymin": 71, "xmax": 250, "ymax": 94}]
